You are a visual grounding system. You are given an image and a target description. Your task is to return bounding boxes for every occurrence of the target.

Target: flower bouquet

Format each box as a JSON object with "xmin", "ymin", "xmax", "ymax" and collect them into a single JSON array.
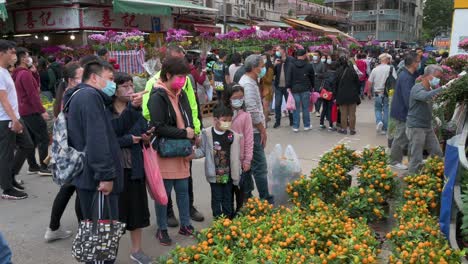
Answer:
[{"xmin": 458, "ymin": 38, "xmax": 468, "ymax": 51}]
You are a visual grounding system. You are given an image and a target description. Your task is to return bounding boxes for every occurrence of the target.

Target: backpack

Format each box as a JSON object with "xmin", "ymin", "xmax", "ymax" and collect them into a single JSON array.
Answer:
[
  {"xmin": 383, "ymin": 66, "xmax": 396, "ymax": 97},
  {"xmin": 49, "ymin": 89, "xmax": 85, "ymax": 185}
]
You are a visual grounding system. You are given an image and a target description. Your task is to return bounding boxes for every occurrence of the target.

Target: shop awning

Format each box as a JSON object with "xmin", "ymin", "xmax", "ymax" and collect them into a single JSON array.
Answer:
[
  {"xmin": 282, "ymin": 18, "xmax": 327, "ymax": 32},
  {"xmin": 113, "ymin": 0, "xmax": 218, "ymax": 16},
  {"xmin": 227, "ymin": 23, "xmax": 251, "ymax": 30},
  {"xmin": 255, "ymin": 21, "xmax": 291, "ymax": 29},
  {"xmin": 0, "ymin": 0, "xmax": 7, "ymax": 22},
  {"xmin": 194, "ymin": 24, "xmax": 222, "ymax": 33}
]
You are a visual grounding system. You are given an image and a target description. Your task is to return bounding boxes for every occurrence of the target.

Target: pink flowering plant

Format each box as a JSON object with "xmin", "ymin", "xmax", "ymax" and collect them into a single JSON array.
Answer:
[
  {"xmin": 443, "ymin": 54, "xmax": 468, "ymax": 73},
  {"xmin": 458, "ymin": 38, "xmax": 468, "ymax": 51},
  {"xmin": 88, "ymin": 29, "xmax": 145, "ymax": 51}
]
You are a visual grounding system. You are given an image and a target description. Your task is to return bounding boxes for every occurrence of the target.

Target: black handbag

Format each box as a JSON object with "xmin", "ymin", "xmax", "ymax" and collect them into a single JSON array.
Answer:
[
  {"xmin": 152, "ymin": 137, "xmax": 193, "ymax": 158},
  {"xmin": 72, "ymin": 192, "xmax": 126, "ymax": 262}
]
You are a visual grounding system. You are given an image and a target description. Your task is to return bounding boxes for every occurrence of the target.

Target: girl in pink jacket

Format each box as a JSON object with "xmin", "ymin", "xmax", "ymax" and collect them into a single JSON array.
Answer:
[{"xmin": 223, "ymin": 83, "xmax": 254, "ymax": 215}]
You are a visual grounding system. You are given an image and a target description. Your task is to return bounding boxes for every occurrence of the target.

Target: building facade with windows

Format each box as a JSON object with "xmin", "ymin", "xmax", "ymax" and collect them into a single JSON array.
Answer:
[{"xmin": 324, "ymin": 0, "xmax": 423, "ymax": 42}]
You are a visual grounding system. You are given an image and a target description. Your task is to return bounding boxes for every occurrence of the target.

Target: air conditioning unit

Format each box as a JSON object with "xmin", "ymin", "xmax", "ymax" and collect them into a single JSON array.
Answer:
[
  {"xmin": 379, "ymin": 10, "xmax": 385, "ymax": 15},
  {"xmin": 259, "ymin": 9, "xmax": 265, "ymax": 18},
  {"xmin": 226, "ymin": 3, "xmax": 233, "ymax": 16},
  {"xmin": 369, "ymin": 10, "xmax": 376, "ymax": 15},
  {"xmin": 205, "ymin": 0, "xmax": 213, "ymax": 8}
]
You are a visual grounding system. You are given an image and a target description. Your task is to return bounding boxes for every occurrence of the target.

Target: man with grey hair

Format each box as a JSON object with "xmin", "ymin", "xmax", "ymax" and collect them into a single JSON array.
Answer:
[
  {"xmin": 239, "ymin": 54, "xmax": 274, "ymax": 204},
  {"xmin": 389, "ymin": 52, "xmax": 420, "ymax": 170},
  {"xmin": 365, "ymin": 53, "xmax": 397, "ymax": 135},
  {"xmin": 406, "ymin": 64, "xmax": 453, "ymax": 173}
]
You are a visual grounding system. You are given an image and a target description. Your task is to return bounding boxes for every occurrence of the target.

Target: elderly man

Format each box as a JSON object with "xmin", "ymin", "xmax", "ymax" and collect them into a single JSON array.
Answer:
[
  {"xmin": 389, "ymin": 52, "xmax": 419, "ymax": 170},
  {"xmin": 239, "ymin": 55, "xmax": 274, "ymax": 204},
  {"xmin": 406, "ymin": 65, "xmax": 452, "ymax": 173},
  {"xmin": 365, "ymin": 53, "xmax": 397, "ymax": 135}
]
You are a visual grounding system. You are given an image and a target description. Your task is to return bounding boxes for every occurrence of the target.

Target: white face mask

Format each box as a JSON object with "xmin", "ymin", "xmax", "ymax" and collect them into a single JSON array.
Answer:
[
  {"xmin": 321, "ymin": 58, "xmax": 326, "ymax": 63},
  {"xmin": 313, "ymin": 56, "xmax": 318, "ymax": 61},
  {"xmin": 26, "ymin": 57, "xmax": 33, "ymax": 67}
]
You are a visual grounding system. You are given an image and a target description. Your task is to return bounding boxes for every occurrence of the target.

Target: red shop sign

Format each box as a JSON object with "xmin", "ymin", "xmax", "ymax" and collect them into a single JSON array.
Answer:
[{"xmin": 14, "ymin": 7, "xmax": 80, "ymax": 32}]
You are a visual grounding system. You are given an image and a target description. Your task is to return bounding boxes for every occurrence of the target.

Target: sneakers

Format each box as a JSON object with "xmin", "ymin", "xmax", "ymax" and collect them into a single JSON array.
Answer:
[
  {"xmin": 190, "ymin": 207, "xmax": 205, "ymax": 222},
  {"xmin": 376, "ymin": 121, "xmax": 384, "ymax": 133},
  {"xmin": 156, "ymin": 229, "xmax": 172, "ymax": 246},
  {"xmin": 167, "ymin": 214, "xmax": 179, "ymax": 228},
  {"xmin": 44, "ymin": 227, "xmax": 73, "ymax": 242},
  {"xmin": 391, "ymin": 163, "xmax": 408, "ymax": 170},
  {"xmin": 328, "ymin": 127, "xmax": 337, "ymax": 132},
  {"xmin": 319, "ymin": 124, "xmax": 326, "ymax": 129},
  {"xmin": 304, "ymin": 126, "xmax": 312, "ymax": 131},
  {"xmin": 130, "ymin": 251, "xmax": 153, "ymax": 264},
  {"xmin": 2, "ymin": 189, "xmax": 28, "ymax": 200},
  {"xmin": 12, "ymin": 180, "xmax": 24, "ymax": 191},
  {"xmin": 27, "ymin": 166, "xmax": 40, "ymax": 174},
  {"xmin": 292, "ymin": 128, "xmax": 299, "ymax": 133},
  {"xmin": 179, "ymin": 225, "xmax": 196, "ymax": 236},
  {"xmin": 338, "ymin": 129, "xmax": 347, "ymax": 135},
  {"xmin": 273, "ymin": 123, "xmax": 280, "ymax": 129},
  {"xmin": 350, "ymin": 130, "xmax": 357, "ymax": 135},
  {"xmin": 380, "ymin": 131, "xmax": 387, "ymax": 135},
  {"xmin": 39, "ymin": 167, "xmax": 52, "ymax": 176}
]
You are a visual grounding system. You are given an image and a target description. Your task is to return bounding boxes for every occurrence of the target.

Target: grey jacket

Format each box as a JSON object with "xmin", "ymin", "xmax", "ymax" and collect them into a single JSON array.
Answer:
[
  {"xmin": 239, "ymin": 74, "xmax": 265, "ymax": 133},
  {"xmin": 194, "ymin": 127, "xmax": 242, "ymax": 186},
  {"xmin": 406, "ymin": 83, "xmax": 443, "ymax": 129}
]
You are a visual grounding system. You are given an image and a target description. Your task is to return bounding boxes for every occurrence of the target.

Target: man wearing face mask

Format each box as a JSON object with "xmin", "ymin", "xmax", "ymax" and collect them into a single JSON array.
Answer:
[
  {"xmin": 64, "ymin": 59, "xmax": 144, "ymax": 261},
  {"xmin": 406, "ymin": 64, "xmax": 452, "ymax": 174},
  {"xmin": 310, "ymin": 51, "xmax": 326, "ymax": 117},
  {"xmin": 286, "ymin": 49, "xmax": 315, "ymax": 132},
  {"xmin": 273, "ymin": 45, "xmax": 293, "ymax": 128},
  {"xmin": 239, "ymin": 55, "xmax": 274, "ymax": 205},
  {"xmin": 12, "ymin": 48, "xmax": 51, "ymax": 176}
]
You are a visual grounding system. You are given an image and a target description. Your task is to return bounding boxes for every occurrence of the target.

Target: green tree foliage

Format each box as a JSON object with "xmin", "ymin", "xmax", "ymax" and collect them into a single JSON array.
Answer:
[
  {"xmin": 422, "ymin": 0, "xmax": 454, "ymax": 41},
  {"xmin": 305, "ymin": 0, "xmax": 325, "ymax": 4}
]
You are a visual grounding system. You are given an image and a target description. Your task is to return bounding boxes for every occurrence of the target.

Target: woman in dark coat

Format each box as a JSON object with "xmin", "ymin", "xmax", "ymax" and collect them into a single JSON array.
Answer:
[{"xmin": 335, "ymin": 56, "xmax": 361, "ymax": 135}]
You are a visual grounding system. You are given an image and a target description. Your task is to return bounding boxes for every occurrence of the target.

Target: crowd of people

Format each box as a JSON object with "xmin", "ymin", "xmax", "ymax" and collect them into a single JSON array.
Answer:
[{"xmin": 0, "ymin": 37, "xmax": 458, "ymax": 263}]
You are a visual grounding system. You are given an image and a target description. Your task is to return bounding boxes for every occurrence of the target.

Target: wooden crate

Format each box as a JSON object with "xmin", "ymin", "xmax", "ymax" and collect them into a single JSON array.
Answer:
[{"xmin": 201, "ymin": 101, "xmax": 218, "ymax": 117}]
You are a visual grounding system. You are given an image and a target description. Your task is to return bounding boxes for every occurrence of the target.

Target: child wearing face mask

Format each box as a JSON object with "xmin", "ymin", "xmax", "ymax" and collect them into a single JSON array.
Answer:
[{"xmin": 194, "ymin": 103, "xmax": 242, "ymax": 219}]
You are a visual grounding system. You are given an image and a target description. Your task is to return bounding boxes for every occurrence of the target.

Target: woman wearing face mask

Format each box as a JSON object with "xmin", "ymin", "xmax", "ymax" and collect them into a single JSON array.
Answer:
[
  {"xmin": 148, "ymin": 57, "xmax": 196, "ymax": 246},
  {"xmin": 53, "ymin": 62, "xmax": 83, "ymax": 118},
  {"xmin": 260, "ymin": 54, "xmax": 274, "ymax": 124},
  {"xmin": 45, "ymin": 62, "xmax": 84, "ymax": 243},
  {"xmin": 112, "ymin": 72, "xmax": 152, "ymax": 263},
  {"xmin": 223, "ymin": 83, "xmax": 254, "ymax": 215},
  {"xmin": 311, "ymin": 50, "xmax": 326, "ymax": 117}
]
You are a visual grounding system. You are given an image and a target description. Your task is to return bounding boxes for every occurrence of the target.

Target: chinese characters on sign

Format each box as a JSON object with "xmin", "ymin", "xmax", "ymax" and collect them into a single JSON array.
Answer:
[
  {"xmin": 15, "ymin": 8, "xmax": 80, "ymax": 32},
  {"xmin": 82, "ymin": 7, "xmax": 172, "ymax": 32},
  {"xmin": 15, "ymin": 7, "xmax": 173, "ymax": 33}
]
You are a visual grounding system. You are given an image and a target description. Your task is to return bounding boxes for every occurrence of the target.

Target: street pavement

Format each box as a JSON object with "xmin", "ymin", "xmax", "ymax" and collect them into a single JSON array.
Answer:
[{"xmin": 0, "ymin": 100, "xmax": 387, "ymax": 264}]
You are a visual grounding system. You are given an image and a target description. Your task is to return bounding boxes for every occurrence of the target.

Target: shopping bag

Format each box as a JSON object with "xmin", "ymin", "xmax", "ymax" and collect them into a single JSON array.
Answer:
[
  {"xmin": 331, "ymin": 102, "xmax": 338, "ymax": 123},
  {"xmin": 142, "ymin": 145, "xmax": 168, "ymax": 205},
  {"xmin": 72, "ymin": 192, "xmax": 126, "ymax": 262},
  {"xmin": 268, "ymin": 144, "xmax": 302, "ymax": 205},
  {"xmin": 320, "ymin": 88, "xmax": 333, "ymax": 101},
  {"xmin": 439, "ymin": 135, "xmax": 460, "ymax": 238},
  {"xmin": 311, "ymin": 92, "xmax": 320, "ymax": 104},
  {"xmin": 286, "ymin": 91, "xmax": 296, "ymax": 111}
]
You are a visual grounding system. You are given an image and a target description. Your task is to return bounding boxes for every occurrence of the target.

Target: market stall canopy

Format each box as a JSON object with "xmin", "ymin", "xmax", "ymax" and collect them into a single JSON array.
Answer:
[
  {"xmin": 255, "ymin": 21, "xmax": 291, "ymax": 29},
  {"xmin": 0, "ymin": 0, "xmax": 7, "ymax": 22},
  {"xmin": 227, "ymin": 23, "xmax": 251, "ymax": 30},
  {"xmin": 113, "ymin": 0, "xmax": 218, "ymax": 16},
  {"xmin": 194, "ymin": 24, "xmax": 221, "ymax": 33},
  {"xmin": 282, "ymin": 17, "xmax": 327, "ymax": 33}
]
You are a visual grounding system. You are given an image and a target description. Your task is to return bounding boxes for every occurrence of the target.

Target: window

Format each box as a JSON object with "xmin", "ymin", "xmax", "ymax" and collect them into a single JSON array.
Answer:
[{"xmin": 355, "ymin": 22, "xmax": 376, "ymax": 32}]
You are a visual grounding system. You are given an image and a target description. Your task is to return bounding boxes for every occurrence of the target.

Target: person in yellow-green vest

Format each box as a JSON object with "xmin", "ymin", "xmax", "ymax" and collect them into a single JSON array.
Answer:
[{"xmin": 142, "ymin": 45, "xmax": 205, "ymax": 227}]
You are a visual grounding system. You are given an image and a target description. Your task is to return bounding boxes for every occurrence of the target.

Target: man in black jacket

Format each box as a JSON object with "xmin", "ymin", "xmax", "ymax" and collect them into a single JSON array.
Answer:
[
  {"xmin": 65, "ymin": 59, "xmax": 143, "ymax": 263},
  {"xmin": 286, "ymin": 49, "xmax": 315, "ymax": 132},
  {"xmin": 273, "ymin": 45, "xmax": 294, "ymax": 128}
]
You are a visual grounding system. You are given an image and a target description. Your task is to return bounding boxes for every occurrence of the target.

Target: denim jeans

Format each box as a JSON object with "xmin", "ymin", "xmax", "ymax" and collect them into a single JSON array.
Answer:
[
  {"xmin": 274, "ymin": 86, "xmax": 292, "ymax": 125},
  {"xmin": 0, "ymin": 232, "xmax": 12, "ymax": 264},
  {"xmin": 244, "ymin": 133, "xmax": 274, "ymax": 204},
  {"xmin": 155, "ymin": 178, "xmax": 190, "ymax": 230},
  {"xmin": 210, "ymin": 180, "xmax": 233, "ymax": 219},
  {"xmin": 374, "ymin": 94, "xmax": 389, "ymax": 131},
  {"xmin": 359, "ymin": 81, "xmax": 366, "ymax": 96},
  {"xmin": 292, "ymin": 91, "xmax": 311, "ymax": 129}
]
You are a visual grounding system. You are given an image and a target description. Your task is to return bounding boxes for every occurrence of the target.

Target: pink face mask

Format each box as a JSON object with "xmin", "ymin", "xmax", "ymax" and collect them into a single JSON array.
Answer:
[{"xmin": 172, "ymin": 76, "xmax": 186, "ymax": 91}]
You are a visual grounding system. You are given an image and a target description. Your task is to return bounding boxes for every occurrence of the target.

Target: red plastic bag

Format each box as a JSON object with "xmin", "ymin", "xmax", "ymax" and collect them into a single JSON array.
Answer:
[
  {"xmin": 286, "ymin": 91, "xmax": 296, "ymax": 111},
  {"xmin": 331, "ymin": 102, "xmax": 338, "ymax": 123},
  {"xmin": 142, "ymin": 145, "xmax": 168, "ymax": 205}
]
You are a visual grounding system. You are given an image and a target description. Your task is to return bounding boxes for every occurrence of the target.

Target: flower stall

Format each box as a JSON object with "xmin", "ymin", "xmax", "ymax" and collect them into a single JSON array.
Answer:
[{"xmin": 88, "ymin": 29, "xmax": 147, "ymax": 75}]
